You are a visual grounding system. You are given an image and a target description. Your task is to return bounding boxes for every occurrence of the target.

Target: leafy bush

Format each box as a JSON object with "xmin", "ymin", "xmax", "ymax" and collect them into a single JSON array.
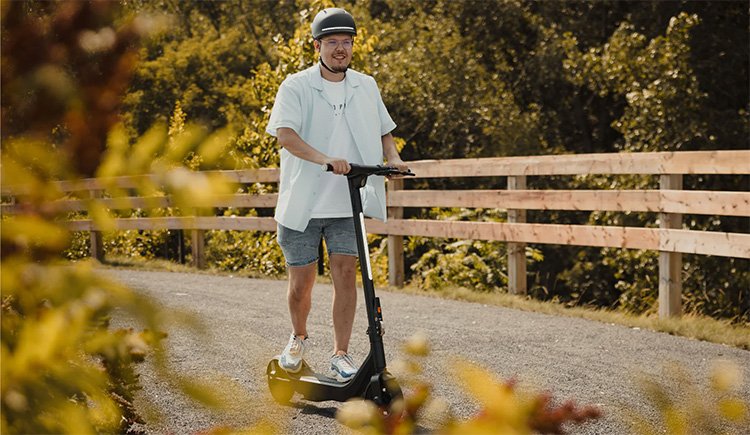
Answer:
[
  {"xmin": 410, "ymin": 238, "xmax": 509, "ymax": 292},
  {"xmin": 406, "ymin": 208, "xmax": 543, "ymax": 293},
  {"xmin": 207, "ymin": 229, "xmax": 286, "ymax": 277},
  {"xmin": 64, "ymin": 230, "xmax": 92, "ymax": 260}
]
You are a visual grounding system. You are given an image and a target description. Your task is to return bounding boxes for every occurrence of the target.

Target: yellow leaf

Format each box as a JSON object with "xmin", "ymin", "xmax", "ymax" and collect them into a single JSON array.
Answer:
[
  {"xmin": 403, "ymin": 330, "xmax": 430, "ymax": 357},
  {"xmin": 41, "ymin": 401, "xmax": 95, "ymax": 435},
  {"xmin": 1, "ymin": 216, "xmax": 70, "ymax": 251},
  {"xmin": 336, "ymin": 398, "xmax": 379, "ymax": 430},
  {"xmin": 97, "ymin": 123, "xmax": 130, "ymax": 178},
  {"xmin": 710, "ymin": 360, "xmax": 743, "ymax": 393},
  {"xmin": 451, "ymin": 360, "xmax": 528, "ymax": 429},
  {"xmin": 663, "ymin": 407, "xmax": 688, "ymax": 435},
  {"xmin": 196, "ymin": 127, "xmax": 233, "ymax": 166},
  {"xmin": 165, "ymin": 124, "xmax": 207, "ymax": 162},
  {"xmin": 88, "ymin": 200, "xmax": 115, "ymax": 232},
  {"xmin": 129, "ymin": 123, "xmax": 168, "ymax": 174},
  {"xmin": 87, "ymin": 391, "xmax": 121, "ymax": 431},
  {"xmin": 718, "ymin": 398, "xmax": 748, "ymax": 422},
  {"xmin": 3, "ymin": 137, "xmax": 68, "ymax": 180}
]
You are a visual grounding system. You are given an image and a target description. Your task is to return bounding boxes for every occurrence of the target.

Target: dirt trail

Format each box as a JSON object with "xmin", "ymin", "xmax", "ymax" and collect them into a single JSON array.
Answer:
[{"xmin": 105, "ymin": 269, "xmax": 750, "ymax": 434}]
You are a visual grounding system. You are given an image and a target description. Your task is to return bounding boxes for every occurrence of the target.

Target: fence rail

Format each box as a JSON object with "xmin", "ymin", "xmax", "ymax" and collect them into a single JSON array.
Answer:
[{"xmin": 4, "ymin": 150, "xmax": 749, "ymax": 318}]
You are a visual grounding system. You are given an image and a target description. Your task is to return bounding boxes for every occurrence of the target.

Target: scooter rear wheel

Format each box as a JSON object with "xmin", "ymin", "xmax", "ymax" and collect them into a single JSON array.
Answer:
[{"xmin": 266, "ymin": 359, "xmax": 294, "ymax": 403}]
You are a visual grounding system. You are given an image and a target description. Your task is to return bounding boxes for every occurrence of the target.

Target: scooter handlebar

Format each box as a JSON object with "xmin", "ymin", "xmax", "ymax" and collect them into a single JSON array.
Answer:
[{"xmin": 322, "ymin": 163, "xmax": 415, "ymax": 178}]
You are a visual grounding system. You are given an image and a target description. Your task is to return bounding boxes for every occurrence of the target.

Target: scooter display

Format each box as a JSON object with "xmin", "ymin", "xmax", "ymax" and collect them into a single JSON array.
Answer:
[{"xmin": 266, "ymin": 163, "xmax": 414, "ymax": 408}]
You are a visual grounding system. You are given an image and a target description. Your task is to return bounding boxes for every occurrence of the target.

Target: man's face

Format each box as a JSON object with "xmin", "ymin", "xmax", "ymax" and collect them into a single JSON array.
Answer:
[{"xmin": 316, "ymin": 34, "xmax": 354, "ymax": 73}]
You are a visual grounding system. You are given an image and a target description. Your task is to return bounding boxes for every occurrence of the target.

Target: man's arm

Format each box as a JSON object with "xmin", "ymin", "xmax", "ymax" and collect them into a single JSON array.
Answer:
[
  {"xmin": 277, "ymin": 127, "xmax": 350, "ymax": 174},
  {"xmin": 382, "ymin": 133, "xmax": 408, "ymax": 171}
]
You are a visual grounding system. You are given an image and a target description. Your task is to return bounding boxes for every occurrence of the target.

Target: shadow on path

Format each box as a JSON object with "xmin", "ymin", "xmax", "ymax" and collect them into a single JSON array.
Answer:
[
  {"xmin": 288, "ymin": 400, "xmax": 432, "ymax": 433},
  {"xmin": 288, "ymin": 401, "xmax": 337, "ymax": 419}
]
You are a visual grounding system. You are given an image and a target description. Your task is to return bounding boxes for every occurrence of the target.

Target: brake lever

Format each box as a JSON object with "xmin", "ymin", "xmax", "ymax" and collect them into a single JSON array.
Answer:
[{"xmin": 383, "ymin": 167, "xmax": 415, "ymax": 177}]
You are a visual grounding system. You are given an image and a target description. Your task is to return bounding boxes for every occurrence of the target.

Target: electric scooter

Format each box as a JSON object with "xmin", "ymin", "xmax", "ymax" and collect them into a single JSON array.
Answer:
[{"xmin": 266, "ymin": 163, "xmax": 415, "ymax": 409}]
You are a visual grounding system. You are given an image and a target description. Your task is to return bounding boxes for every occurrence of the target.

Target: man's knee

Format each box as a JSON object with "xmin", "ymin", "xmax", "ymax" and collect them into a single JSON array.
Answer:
[
  {"xmin": 288, "ymin": 266, "xmax": 316, "ymax": 299},
  {"xmin": 330, "ymin": 255, "xmax": 357, "ymax": 276}
]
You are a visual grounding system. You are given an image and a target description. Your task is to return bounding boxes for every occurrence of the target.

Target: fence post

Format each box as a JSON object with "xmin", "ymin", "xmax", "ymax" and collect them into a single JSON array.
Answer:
[
  {"xmin": 178, "ymin": 230, "xmax": 186, "ymax": 264},
  {"xmin": 191, "ymin": 228, "xmax": 206, "ymax": 269},
  {"xmin": 191, "ymin": 209, "xmax": 206, "ymax": 269},
  {"xmin": 387, "ymin": 178, "xmax": 404, "ymax": 287},
  {"xmin": 658, "ymin": 174, "xmax": 683, "ymax": 317},
  {"xmin": 89, "ymin": 190, "xmax": 105, "ymax": 262},
  {"xmin": 507, "ymin": 176, "xmax": 527, "ymax": 295}
]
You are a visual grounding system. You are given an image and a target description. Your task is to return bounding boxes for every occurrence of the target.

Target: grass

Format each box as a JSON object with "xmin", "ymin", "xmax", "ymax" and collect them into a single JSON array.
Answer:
[
  {"xmin": 98, "ymin": 255, "xmax": 750, "ymax": 351},
  {"xmin": 383, "ymin": 284, "xmax": 750, "ymax": 351},
  {"xmin": 100, "ymin": 255, "xmax": 277, "ymax": 279}
]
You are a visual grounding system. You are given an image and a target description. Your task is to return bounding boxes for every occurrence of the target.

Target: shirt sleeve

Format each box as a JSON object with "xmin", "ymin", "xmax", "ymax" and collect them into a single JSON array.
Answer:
[
  {"xmin": 373, "ymin": 80, "xmax": 397, "ymax": 136},
  {"xmin": 265, "ymin": 78, "xmax": 303, "ymax": 137}
]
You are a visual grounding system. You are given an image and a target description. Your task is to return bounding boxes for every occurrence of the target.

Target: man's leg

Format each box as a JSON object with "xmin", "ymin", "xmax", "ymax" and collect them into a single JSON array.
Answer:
[
  {"xmin": 329, "ymin": 254, "xmax": 357, "ymax": 354},
  {"xmin": 287, "ymin": 263, "xmax": 317, "ymax": 338}
]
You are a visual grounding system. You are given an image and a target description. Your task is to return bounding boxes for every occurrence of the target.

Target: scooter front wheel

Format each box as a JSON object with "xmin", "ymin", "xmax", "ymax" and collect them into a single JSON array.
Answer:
[
  {"xmin": 266, "ymin": 359, "xmax": 294, "ymax": 404},
  {"xmin": 364, "ymin": 371, "xmax": 403, "ymax": 414}
]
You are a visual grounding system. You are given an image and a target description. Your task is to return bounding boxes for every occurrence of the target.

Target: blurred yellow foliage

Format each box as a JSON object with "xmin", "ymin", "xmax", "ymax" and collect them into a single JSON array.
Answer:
[
  {"xmin": 338, "ymin": 333, "xmax": 747, "ymax": 435},
  {"xmin": 0, "ymin": 2, "xmax": 261, "ymax": 433},
  {"xmin": 629, "ymin": 360, "xmax": 749, "ymax": 434},
  {"xmin": 0, "ymin": 255, "xmax": 162, "ymax": 433},
  {"xmin": 336, "ymin": 332, "xmax": 601, "ymax": 435}
]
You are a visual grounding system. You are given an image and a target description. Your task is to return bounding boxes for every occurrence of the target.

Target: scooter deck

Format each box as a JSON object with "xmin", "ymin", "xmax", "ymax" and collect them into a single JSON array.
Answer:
[
  {"xmin": 268, "ymin": 354, "xmax": 376, "ymax": 402},
  {"xmin": 285, "ymin": 360, "xmax": 345, "ymax": 387}
]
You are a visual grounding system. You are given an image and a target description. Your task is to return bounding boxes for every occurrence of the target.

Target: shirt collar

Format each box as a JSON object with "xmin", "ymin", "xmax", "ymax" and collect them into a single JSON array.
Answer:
[{"xmin": 310, "ymin": 63, "xmax": 360, "ymax": 91}]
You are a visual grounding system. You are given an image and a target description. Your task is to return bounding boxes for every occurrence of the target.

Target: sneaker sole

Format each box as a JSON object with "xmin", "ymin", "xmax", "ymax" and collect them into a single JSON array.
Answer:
[
  {"xmin": 280, "ymin": 358, "xmax": 304, "ymax": 374},
  {"xmin": 327, "ymin": 369, "xmax": 355, "ymax": 383}
]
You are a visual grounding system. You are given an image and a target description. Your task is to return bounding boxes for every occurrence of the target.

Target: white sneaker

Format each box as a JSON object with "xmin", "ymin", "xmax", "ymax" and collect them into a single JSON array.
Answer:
[
  {"xmin": 279, "ymin": 334, "xmax": 307, "ymax": 373},
  {"xmin": 328, "ymin": 353, "xmax": 358, "ymax": 382}
]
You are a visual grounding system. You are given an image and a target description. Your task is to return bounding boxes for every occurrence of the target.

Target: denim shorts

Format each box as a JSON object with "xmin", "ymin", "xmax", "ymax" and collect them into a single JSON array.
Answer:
[{"xmin": 277, "ymin": 218, "xmax": 358, "ymax": 267}]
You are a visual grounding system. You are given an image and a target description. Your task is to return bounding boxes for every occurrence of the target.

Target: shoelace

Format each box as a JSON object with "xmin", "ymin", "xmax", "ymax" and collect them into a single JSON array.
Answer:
[{"xmin": 289, "ymin": 336, "xmax": 306, "ymax": 355}]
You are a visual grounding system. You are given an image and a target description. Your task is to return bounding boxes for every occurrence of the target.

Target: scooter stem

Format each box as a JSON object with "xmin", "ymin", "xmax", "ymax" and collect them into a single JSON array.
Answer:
[{"xmin": 347, "ymin": 174, "xmax": 387, "ymax": 373}]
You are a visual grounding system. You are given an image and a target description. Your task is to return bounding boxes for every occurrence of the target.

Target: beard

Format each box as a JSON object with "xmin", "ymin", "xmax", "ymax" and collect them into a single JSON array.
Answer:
[
  {"xmin": 329, "ymin": 63, "xmax": 349, "ymax": 73},
  {"xmin": 324, "ymin": 54, "xmax": 350, "ymax": 73}
]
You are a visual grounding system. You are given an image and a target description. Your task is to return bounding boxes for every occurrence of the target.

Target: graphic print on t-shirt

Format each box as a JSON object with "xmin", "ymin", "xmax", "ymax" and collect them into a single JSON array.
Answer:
[{"xmin": 332, "ymin": 102, "xmax": 345, "ymax": 118}]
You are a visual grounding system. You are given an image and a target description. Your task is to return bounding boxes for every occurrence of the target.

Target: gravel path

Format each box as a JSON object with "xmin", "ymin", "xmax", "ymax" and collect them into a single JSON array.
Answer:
[{"xmin": 103, "ymin": 269, "xmax": 750, "ymax": 434}]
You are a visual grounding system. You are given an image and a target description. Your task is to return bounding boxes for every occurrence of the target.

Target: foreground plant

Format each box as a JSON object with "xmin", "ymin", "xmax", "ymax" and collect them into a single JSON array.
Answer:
[
  {"xmin": 629, "ymin": 360, "xmax": 749, "ymax": 434},
  {"xmin": 336, "ymin": 332, "xmax": 601, "ymax": 434},
  {"xmin": 0, "ymin": 2, "xmax": 253, "ymax": 433},
  {"xmin": 2, "ymin": 255, "xmax": 160, "ymax": 433}
]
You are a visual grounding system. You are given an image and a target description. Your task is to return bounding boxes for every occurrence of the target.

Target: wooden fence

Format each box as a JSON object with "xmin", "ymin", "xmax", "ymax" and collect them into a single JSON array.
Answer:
[{"xmin": 3, "ymin": 150, "xmax": 749, "ymax": 318}]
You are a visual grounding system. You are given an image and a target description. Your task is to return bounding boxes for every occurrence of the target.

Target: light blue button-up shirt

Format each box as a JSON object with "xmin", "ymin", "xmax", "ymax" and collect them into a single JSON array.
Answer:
[{"xmin": 266, "ymin": 64, "xmax": 397, "ymax": 231}]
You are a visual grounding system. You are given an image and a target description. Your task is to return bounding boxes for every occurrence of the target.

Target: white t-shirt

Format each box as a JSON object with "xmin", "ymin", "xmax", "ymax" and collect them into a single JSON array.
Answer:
[{"xmin": 311, "ymin": 78, "xmax": 363, "ymax": 218}]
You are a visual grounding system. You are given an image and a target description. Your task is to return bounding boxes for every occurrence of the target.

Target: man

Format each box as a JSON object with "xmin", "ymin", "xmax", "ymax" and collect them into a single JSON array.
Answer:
[{"xmin": 265, "ymin": 8, "xmax": 408, "ymax": 382}]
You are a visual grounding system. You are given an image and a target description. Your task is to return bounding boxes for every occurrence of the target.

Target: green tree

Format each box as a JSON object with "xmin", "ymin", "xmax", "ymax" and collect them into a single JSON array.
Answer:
[
  {"xmin": 120, "ymin": 0, "xmax": 297, "ymax": 137},
  {"xmin": 526, "ymin": 10, "xmax": 749, "ymax": 321},
  {"xmin": 366, "ymin": 0, "xmax": 545, "ymax": 161},
  {"xmin": 110, "ymin": 0, "xmax": 748, "ymax": 321}
]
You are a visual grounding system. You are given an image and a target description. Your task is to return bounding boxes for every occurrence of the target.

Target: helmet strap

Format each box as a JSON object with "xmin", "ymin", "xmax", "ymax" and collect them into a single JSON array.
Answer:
[{"xmin": 319, "ymin": 56, "xmax": 347, "ymax": 76}]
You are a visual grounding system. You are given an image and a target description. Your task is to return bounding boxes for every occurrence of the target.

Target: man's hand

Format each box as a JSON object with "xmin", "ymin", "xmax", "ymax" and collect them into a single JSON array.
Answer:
[
  {"xmin": 323, "ymin": 157, "xmax": 350, "ymax": 175},
  {"xmin": 386, "ymin": 158, "xmax": 410, "ymax": 178}
]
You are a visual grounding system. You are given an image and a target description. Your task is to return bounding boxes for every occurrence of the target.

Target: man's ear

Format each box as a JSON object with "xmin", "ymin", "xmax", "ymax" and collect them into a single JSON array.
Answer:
[{"xmin": 313, "ymin": 39, "xmax": 320, "ymax": 52}]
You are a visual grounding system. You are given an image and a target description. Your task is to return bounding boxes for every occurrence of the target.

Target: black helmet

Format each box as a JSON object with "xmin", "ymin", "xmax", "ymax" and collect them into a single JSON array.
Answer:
[{"xmin": 311, "ymin": 8, "xmax": 357, "ymax": 40}]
